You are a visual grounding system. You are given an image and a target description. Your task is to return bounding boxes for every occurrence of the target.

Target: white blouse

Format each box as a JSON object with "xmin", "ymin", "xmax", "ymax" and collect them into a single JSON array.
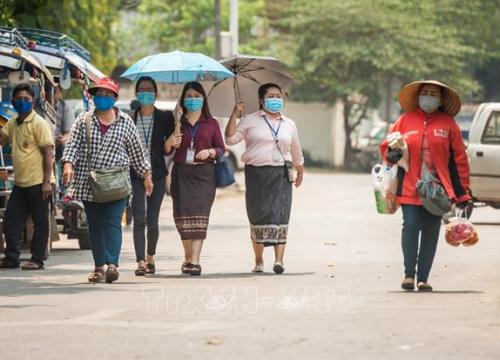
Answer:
[{"xmin": 226, "ymin": 110, "xmax": 304, "ymax": 167}]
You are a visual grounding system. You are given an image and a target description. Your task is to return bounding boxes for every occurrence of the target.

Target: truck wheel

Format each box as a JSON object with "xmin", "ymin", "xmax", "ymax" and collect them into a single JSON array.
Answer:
[{"xmin": 77, "ymin": 230, "xmax": 91, "ymax": 250}]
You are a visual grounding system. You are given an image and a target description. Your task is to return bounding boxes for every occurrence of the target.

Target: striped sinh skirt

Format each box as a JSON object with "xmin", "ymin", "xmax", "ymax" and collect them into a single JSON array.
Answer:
[
  {"xmin": 245, "ymin": 165, "xmax": 292, "ymax": 246},
  {"xmin": 171, "ymin": 163, "xmax": 216, "ymax": 240}
]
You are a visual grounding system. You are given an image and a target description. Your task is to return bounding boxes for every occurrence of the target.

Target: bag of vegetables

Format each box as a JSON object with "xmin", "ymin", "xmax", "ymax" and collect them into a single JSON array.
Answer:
[{"xmin": 444, "ymin": 210, "xmax": 479, "ymax": 247}]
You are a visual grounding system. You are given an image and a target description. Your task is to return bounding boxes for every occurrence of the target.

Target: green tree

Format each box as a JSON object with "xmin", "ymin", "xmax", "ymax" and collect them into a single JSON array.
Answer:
[
  {"xmin": 118, "ymin": 0, "xmax": 270, "ymax": 64},
  {"xmin": 272, "ymin": 0, "xmax": 494, "ymax": 167},
  {"xmin": 469, "ymin": 3, "xmax": 500, "ymax": 100},
  {"xmin": 4, "ymin": 0, "xmax": 120, "ymax": 74}
]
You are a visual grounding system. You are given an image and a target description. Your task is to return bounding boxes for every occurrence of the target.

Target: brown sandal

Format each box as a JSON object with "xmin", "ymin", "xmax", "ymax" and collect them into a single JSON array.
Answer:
[
  {"xmin": 181, "ymin": 262, "xmax": 192, "ymax": 275},
  {"xmin": 105, "ymin": 265, "xmax": 119, "ymax": 283},
  {"xmin": 88, "ymin": 268, "xmax": 105, "ymax": 283},
  {"xmin": 190, "ymin": 264, "xmax": 202, "ymax": 276}
]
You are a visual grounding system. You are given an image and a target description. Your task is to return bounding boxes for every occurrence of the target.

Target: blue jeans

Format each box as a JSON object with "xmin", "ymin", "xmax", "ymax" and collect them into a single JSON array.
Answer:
[
  {"xmin": 83, "ymin": 198, "xmax": 127, "ymax": 267},
  {"xmin": 401, "ymin": 205, "xmax": 442, "ymax": 282}
]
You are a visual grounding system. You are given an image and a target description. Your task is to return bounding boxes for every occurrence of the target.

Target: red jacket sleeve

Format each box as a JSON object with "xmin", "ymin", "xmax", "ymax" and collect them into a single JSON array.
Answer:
[
  {"xmin": 449, "ymin": 121, "xmax": 471, "ymax": 202},
  {"xmin": 380, "ymin": 116, "xmax": 403, "ymax": 159}
]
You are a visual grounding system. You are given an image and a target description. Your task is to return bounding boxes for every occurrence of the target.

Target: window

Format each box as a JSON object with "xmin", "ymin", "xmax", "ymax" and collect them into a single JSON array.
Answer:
[{"xmin": 481, "ymin": 111, "xmax": 500, "ymax": 144}]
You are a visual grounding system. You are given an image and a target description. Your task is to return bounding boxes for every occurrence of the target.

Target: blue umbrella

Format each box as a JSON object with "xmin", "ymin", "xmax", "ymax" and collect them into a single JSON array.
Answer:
[{"xmin": 121, "ymin": 50, "xmax": 234, "ymax": 83}]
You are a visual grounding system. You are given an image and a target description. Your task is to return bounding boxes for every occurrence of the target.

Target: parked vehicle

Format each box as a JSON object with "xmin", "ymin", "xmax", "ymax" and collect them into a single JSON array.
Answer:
[
  {"xmin": 467, "ymin": 102, "xmax": 500, "ymax": 209},
  {"xmin": 455, "ymin": 103, "xmax": 480, "ymax": 145},
  {"xmin": 0, "ymin": 27, "xmax": 58, "ymax": 254}
]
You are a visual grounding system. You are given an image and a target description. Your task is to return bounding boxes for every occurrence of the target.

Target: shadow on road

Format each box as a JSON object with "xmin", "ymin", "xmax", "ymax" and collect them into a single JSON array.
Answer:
[
  {"xmin": 0, "ymin": 278, "xmax": 135, "ymax": 297},
  {"xmin": 152, "ymin": 272, "xmax": 316, "ymax": 279},
  {"xmin": 386, "ymin": 290, "xmax": 483, "ymax": 294}
]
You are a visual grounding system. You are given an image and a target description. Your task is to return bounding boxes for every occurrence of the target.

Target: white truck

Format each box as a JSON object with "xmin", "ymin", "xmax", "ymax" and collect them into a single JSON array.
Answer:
[{"xmin": 467, "ymin": 102, "xmax": 500, "ymax": 209}]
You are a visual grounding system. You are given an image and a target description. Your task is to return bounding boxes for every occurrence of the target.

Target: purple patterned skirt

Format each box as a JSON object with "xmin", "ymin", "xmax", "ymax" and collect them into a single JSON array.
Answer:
[{"xmin": 171, "ymin": 163, "xmax": 215, "ymax": 240}]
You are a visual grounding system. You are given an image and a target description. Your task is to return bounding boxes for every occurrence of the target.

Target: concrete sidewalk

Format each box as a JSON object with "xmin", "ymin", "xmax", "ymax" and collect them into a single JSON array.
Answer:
[{"xmin": 0, "ymin": 173, "xmax": 499, "ymax": 359}]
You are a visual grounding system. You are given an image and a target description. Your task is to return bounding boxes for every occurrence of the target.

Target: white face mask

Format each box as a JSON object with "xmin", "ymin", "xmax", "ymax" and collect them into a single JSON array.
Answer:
[{"xmin": 419, "ymin": 95, "xmax": 440, "ymax": 114}]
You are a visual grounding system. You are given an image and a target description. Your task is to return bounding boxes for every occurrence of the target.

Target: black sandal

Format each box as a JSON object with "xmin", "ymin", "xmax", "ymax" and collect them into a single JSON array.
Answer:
[
  {"xmin": 146, "ymin": 262, "xmax": 156, "ymax": 274},
  {"xmin": 190, "ymin": 264, "xmax": 202, "ymax": 276},
  {"xmin": 181, "ymin": 262, "xmax": 192, "ymax": 275},
  {"xmin": 88, "ymin": 268, "xmax": 105, "ymax": 283},
  {"xmin": 0, "ymin": 257, "xmax": 20, "ymax": 269},
  {"xmin": 135, "ymin": 262, "xmax": 147, "ymax": 276}
]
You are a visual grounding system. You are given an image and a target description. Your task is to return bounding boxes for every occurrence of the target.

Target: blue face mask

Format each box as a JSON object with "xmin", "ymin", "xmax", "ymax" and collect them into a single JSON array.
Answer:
[
  {"xmin": 93, "ymin": 96, "xmax": 116, "ymax": 111},
  {"xmin": 184, "ymin": 97, "xmax": 204, "ymax": 112},
  {"xmin": 264, "ymin": 98, "xmax": 283, "ymax": 113},
  {"xmin": 136, "ymin": 91, "xmax": 155, "ymax": 106},
  {"xmin": 12, "ymin": 100, "xmax": 33, "ymax": 115}
]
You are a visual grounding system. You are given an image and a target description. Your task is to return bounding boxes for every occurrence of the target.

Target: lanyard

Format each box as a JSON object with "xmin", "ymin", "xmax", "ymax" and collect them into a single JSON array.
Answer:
[
  {"xmin": 262, "ymin": 115, "xmax": 282, "ymax": 143},
  {"xmin": 188, "ymin": 122, "xmax": 201, "ymax": 148},
  {"xmin": 139, "ymin": 112, "xmax": 154, "ymax": 147}
]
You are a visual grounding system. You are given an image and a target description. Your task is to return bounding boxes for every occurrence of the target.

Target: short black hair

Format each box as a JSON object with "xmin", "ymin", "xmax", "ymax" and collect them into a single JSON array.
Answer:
[
  {"xmin": 258, "ymin": 83, "xmax": 282, "ymax": 109},
  {"xmin": 12, "ymin": 83, "xmax": 35, "ymax": 98},
  {"xmin": 135, "ymin": 76, "xmax": 158, "ymax": 94}
]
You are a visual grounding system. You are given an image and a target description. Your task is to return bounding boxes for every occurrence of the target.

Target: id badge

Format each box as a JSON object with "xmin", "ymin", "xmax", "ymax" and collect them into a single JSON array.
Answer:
[
  {"xmin": 273, "ymin": 147, "xmax": 282, "ymax": 162},
  {"xmin": 186, "ymin": 148, "xmax": 196, "ymax": 164}
]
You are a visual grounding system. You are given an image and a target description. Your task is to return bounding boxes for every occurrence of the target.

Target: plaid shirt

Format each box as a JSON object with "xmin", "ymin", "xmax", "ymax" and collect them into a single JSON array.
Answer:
[{"xmin": 61, "ymin": 108, "xmax": 151, "ymax": 202}]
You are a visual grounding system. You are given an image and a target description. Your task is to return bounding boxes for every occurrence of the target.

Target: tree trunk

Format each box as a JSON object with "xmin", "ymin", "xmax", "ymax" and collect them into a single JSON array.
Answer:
[
  {"xmin": 214, "ymin": 0, "xmax": 222, "ymax": 59},
  {"xmin": 342, "ymin": 98, "xmax": 355, "ymax": 168}
]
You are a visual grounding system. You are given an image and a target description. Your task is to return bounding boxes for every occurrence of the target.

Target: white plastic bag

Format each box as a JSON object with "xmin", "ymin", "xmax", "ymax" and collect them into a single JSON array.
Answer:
[{"xmin": 371, "ymin": 164, "xmax": 399, "ymax": 214}]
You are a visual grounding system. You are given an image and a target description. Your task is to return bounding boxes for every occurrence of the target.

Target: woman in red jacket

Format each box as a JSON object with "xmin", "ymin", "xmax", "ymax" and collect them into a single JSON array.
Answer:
[{"xmin": 380, "ymin": 80, "xmax": 471, "ymax": 292}]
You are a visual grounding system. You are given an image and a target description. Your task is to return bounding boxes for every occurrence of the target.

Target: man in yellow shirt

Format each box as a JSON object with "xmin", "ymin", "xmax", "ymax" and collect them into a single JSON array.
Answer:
[{"xmin": 0, "ymin": 83, "xmax": 54, "ymax": 270}]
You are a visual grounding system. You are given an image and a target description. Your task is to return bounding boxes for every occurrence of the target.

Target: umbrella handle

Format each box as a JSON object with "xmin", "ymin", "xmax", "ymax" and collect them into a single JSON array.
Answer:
[
  {"xmin": 174, "ymin": 100, "xmax": 183, "ymax": 136},
  {"xmin": 234, "ymin": 78, "xmax": 242, "ymax": 101}
]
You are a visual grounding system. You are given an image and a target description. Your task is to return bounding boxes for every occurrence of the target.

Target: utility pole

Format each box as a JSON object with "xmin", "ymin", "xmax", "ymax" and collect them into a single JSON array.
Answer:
[
  {"xmin": 214, "ymin": 0, "xmax": 222, "ymax": 59},
  {"xmin": 229, "ymin": 0, "xmax": 239, "ymax": 55}
]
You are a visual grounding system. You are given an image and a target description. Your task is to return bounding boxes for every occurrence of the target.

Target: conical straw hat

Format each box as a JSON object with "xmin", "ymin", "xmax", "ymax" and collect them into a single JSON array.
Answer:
[{"xmin": 398, "ymin": 80, "xmax": 461, "ymax": 117}]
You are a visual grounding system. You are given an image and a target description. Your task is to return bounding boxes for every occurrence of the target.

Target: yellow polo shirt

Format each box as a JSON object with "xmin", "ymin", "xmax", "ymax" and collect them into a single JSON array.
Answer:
[{"xmin": 1, "ymin": 111, "xmax": 54, "ymax": 187}]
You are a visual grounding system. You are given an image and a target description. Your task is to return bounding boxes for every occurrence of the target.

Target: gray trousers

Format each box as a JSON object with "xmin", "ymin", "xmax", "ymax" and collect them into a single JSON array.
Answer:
[{"xmin": 131, "ymin": 177, "xmax": 166, "ymax": 262}]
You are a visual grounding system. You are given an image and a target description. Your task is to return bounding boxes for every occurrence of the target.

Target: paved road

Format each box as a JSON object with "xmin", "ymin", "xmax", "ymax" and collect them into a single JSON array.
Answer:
[{"xmin": 1, "ymin": 173, "xmax": 499, "ymax": 359}]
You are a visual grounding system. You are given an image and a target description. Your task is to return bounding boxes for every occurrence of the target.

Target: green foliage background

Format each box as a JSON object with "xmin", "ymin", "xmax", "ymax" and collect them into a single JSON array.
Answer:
[{"xmin": 1, "ymin": 0, "xmax": 120, "ymax": 75}]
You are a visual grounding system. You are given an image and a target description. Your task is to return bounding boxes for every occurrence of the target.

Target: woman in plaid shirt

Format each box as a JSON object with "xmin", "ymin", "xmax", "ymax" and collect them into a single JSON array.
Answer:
[{"xmin": 62, "ymin": 78, "xmax": 153, "ymax": 283}]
